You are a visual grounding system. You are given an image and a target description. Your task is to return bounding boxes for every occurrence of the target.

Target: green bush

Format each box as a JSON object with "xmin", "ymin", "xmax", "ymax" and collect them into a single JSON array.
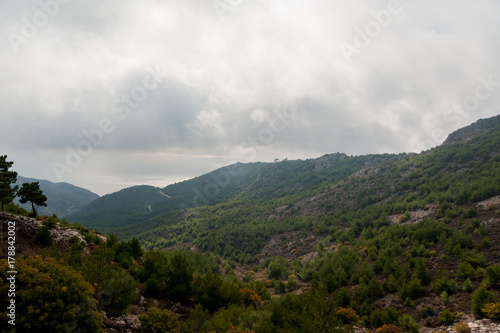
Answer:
[
  {"xmin": 472, "ymin": 285, "xmax": 497, "ymax": 316},
  {"xmin": 404, "ymin": 297, "xmax": 415, "ymax": 307},
  {"xmin": 399, "ymin": 278, "xmax": 423, "ymax": 300},
  {"xmin": 35, "ymin": 226, "xmax": 53, "ymax": 246},
  {"xmin": 419, "ymin": 306, "xmax": 436, "ymax": 319},
  {"xmin": 462, "ymin": 208, "xmax": 478, "ymax": 218},
  {"xmin": 0, "ymin": 256, "xmax": 103, "ymax": 332},
  {"xmin": 440, "ymin": 291, "xmax": 450, "ymax": 305},
  {"xmin": 139, "ymin": 306, "xmax": 180, "ymax": 333},
  {"xmin": 97, "ymin": 269, "xmax": 138, "ymax": 316},
  {"xmin": 486, "ymin": 265, "xmax": 500, "ymax": 288},
  {"xmin": 438, "ymin": 308, "xmax": 455, "ymax": 324},
  {"xmin": 397, "ymin": 313, "xmax": 419, "ymax": 333},
  {"xmin": 192, "ymin": 272, "xmax": 241, "ymax": 312},
  {"xmin": 457, "ymin": 262, "xmax": 476, "ymax": 281},
  {"xmin": 463, "ymin": 278, "xmax": 474, "ymax": 292},
  {"xmin": 432, "ymin": 271, "xmax": 458, "ymax": 294},
  {"xmin": 268, "ymin": 256, "xmax": 289, "ymax": 280}
]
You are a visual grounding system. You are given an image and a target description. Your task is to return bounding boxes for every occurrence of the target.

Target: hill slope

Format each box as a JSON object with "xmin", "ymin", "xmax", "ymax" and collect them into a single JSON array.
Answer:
[{"xmin": 14, "ymin": 176, "xmax": 99, "ymax": 217}]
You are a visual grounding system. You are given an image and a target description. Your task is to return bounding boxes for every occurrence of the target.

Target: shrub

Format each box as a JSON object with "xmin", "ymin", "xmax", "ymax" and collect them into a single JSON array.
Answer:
[
  {"xmin": 457, "ymin": 262, "xmax": 476, "ymax": 281},
  {"xmin": 376, "ymin": 324, "xmax": 403, "ymax": 333},
  {"xmin": 454, "ymin": 321, "xmax": 471, "ymax": 333},
  {"xmin": 239, "ymin": 288, "xmax": 263, "ymax": 306},
  {"xmin": 139, "ymin": 306, "xmax": 180, "ymax": 333},
  {"xmin": 35, "ymin": 226, "xmax": 53, "ymax": 246},
  {"xmin": 40, "ymin": 215, "xmax": 58, "ymax": 228},
  {"xmin": 482, "ymin": 237, "xmax": 492, "ymax": 249},
  {"xmin": 274, "ymin": 280, "xmax": 286, "ymax": 294},
  {"xmin": 482, "ymin": 302, "xmax": 500, "ymax": 320},
  {"xmin": 486, "ymin": 265, "xmax": 500, "ymax": 288},
  {"xmin": 334, "ymin": 307, "xmax": 360, "ymax": 326},
  {"xmin": 419, "ymin": 306, "xmax": 436, "ymax": 319},
  {"xmin": 287, "ymin": 278, "xmax": 299, "ymax": 291},
  {"xmin": 370, "ymin": 307, "xmax": 400, "ymax": 329},
  {"xmin": 438, "ymin": 308, "xmax": 455, "ymax": 324},
  {"xmin": 463, "ymin": 208, "xmax": 477, "ymax": 218},
  {"xmin": 0, "ymin": 256, "xmax": 102, "ymax": 332},
  {"xmin": 399, "ymin": 278, "xmax": 423, "ymax": 300},
  {"xmin": 432, "ymin": 272, "xmax": 458, "ymax": 294},
  {"xmin": 267, "ymin": 256, "xmax": 289, "ymax": 280},
  {"xmin": 440, "ymin": 291, "xmax": 450, "ymax": 305},
  {"xmin": 462, "ymin": 278, "xmax": 474, "ymax": 292},
  {"xmin": 472, "ymin": 285, "xmax": 497, "ymax": 316},
  {"xmin": 397, "ymin": 313, "xmax": 419, "ymax": 333},
  {"xmin": 404, "ymin": 297, "xmax": 415, "ymax": 307},
  {"xmin": 145, "ymin": 277, "xmax": 161, "ymax": 297},
  {"xmin": 192, "ymin": 272, "xmax": 241, "ymax": 312},
  {"xmin": 97, "ymin": 269, "xmax": 139, "ymax": 316}
]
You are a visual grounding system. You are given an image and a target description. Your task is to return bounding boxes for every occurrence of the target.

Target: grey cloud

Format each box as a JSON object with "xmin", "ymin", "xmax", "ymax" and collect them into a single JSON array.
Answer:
[{"xmin": 1, "ymin": 0, "xmax": 500, "ymax": 194}]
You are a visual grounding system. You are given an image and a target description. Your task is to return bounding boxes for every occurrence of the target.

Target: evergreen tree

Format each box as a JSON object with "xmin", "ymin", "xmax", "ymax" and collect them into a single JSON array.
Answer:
[
  {"xmin": 0, "ymin": 155, "xmax": 18, "ymax": 211},
  {"xmin": 17, "ymin": 182, "xmax": 47, "ymax": 216}
]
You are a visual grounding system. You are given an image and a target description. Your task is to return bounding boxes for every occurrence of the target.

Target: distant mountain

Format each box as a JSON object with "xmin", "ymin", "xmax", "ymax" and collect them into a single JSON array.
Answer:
[
  {"xmin": 66, "ymin": 162, "xmax": 267, "ymax": 230},
  {"xmin": 14, "ymin": 176, "xmax": 99, "ymax": 217},
  {"xmin": 67, "ymin": 152, "xmax": 411, "ymax": 236}
]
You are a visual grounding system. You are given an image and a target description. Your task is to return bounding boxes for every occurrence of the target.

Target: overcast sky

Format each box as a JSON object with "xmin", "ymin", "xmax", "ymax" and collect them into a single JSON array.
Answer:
[{"xmin": 1, "ymin": 0, "xmax": 499, "ymax": 196}]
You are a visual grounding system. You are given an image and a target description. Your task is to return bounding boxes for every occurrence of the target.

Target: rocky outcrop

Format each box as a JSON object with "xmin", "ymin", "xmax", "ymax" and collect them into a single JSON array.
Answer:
[
  {"xmin": 0, "ymin": 211, "xmax": 86, "ymax": 246},
  {"xmin": 103, "ymin": 313, "xmax": 140, "ymax": 333},
  {"xmin": 0, "ymin": 212, "xmax": 97, "ymax": 259},
  {"xmin": 442, "ymin": 115, "xmax": 500, "ymax": 145}
]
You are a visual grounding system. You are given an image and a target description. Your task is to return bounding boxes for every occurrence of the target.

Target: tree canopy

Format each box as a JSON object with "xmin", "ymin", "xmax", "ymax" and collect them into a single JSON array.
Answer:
[
  {"xmin": 17, "ymin": 182, "xmax": 47, "ymax": 217},
  {"xmin": 0, "ymin": 155, "xmax": 18, "ymax": 211}
]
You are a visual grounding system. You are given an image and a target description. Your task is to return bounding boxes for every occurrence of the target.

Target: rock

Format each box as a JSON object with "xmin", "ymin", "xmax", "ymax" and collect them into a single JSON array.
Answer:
[
  {"xmin": 103, "ymin": 313, "xmax": 140, "ymax": 332},
  {"xmin": 50, "ymin": 227, "xmax": 86, "ymax": 245}
]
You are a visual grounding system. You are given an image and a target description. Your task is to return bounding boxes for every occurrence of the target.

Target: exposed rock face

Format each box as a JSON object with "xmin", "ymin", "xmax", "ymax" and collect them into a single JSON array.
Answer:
[
  {"xmin": 0, "ymin": 211, "xmax": 93, "ymax": 258},
  {"xmin": 476, "ymin": 195, "xmax": 500, "ymax": 211},
  {"xmin": 1, "ymin": 211, "xmax": 85, "ymax": 244},
  {"xmin": 442, "ymin": 115, "xmax": 500, "ymax": 145},
  {"xmin": 103, "ymin": 313, "xmax": 140, "ymax": 333}
]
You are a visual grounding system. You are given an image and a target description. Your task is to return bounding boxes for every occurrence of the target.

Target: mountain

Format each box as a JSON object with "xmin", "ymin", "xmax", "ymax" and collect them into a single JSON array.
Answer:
[
  {"xmin": 66, "ymin": 154, "xmax": 411, "ymax": 234},
  {"xmin": 68, "ymin": 115, "xmax": 500, "ymax": 260},
  {"xmin": 14, "ymin": 176, "xmax": 99, "ymax": 217}
]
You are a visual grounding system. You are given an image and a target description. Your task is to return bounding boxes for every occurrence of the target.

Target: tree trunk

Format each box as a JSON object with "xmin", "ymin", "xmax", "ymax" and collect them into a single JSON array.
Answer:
[{"xmin": 31, "ymin": 202, "xmax": 36, "ymax": 217}]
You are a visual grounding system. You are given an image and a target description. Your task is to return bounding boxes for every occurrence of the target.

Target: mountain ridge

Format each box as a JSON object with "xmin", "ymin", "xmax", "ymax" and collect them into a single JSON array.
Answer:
[{"xmin": 14, "ymin": 176, "xmax": 99, "ymax": 217}]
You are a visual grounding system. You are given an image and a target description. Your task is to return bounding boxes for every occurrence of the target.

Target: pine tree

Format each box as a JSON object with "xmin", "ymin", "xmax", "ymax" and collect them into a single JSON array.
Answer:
[
  {"xmin": 0, "ymin": 155, "xmax": 18, "ymax": 211},
  {"xmin": 17, "ymin": 182, "xmax": 47, "ymax": 217}
]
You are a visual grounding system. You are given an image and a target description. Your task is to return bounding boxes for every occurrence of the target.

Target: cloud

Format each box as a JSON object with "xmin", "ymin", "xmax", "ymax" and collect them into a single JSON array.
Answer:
[{"xmin": 1, "ymin": 0, "xmax": 499, "ymax": 194}]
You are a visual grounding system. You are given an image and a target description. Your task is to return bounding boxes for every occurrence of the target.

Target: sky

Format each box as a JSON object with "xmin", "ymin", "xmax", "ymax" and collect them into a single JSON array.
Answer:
[{"xmin": 1, "ymin": 0, "xmax": 499, "ymax": 196}]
